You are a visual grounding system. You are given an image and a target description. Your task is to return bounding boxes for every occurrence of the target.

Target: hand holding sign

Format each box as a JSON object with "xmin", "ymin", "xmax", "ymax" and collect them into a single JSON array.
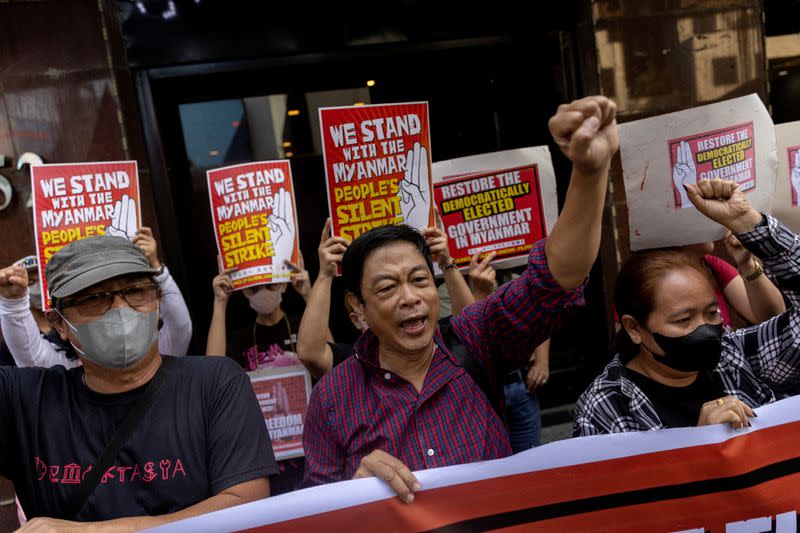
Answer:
[
  {"xmin": 269, "ymin": 188, "xmax": 295, "ymax": 267},
  {"xmin": 106, "ymin": 194, "xmax": 137, "ymax": 240},
  {"xmin": 399, "ymin": 141, "xmax": 431, "ymax": 229},
  {"xmin": 549, "ymin": 96, "xmax": 618, "ymax": 175},
  {"xmin": 285, "ymin": 251, "xmax": 311, "ymax": 301},
  {"xmin": 685, "ymin": 179, "xmax": 762, "ymax": 234},
  {"xmin": 422, "ymin": 207, "xmax": 451, "ymax": 268},
  {"xmin": 673, "ymin": 141, "xmax": 697, "ymax": 208},
  {"xmin": 791, "ymin": 151, "xmax": 800, "ymax": 203},
  {"xmin": 317, "ymin": 218, "xmax": 349, "ymax": 280}
]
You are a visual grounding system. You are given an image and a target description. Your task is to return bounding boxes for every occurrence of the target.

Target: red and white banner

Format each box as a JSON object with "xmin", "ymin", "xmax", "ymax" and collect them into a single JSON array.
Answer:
[
  {"xmin": 150, "ymin": 393, "xmax": 800, "ymax": 533},
  {"xmin": 319, "ymin": 102, "xmax": 434, "ymax": 240},
  {"xmin": 207, "ymin": 161, "xmax": 299, "ymax": 290},
  {"xmin": 249, "ymin": 369, "xmax": 312, "ymax": 461},
  {"xmin": 31, "ymin": 161, "xmax": 140, "ymax": 310}
]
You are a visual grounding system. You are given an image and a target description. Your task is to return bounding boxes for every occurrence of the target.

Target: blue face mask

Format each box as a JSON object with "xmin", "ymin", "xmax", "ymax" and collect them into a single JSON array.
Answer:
[{"xmin": 59, "ymin": 307, "xmax": 158, "ymax": 369}]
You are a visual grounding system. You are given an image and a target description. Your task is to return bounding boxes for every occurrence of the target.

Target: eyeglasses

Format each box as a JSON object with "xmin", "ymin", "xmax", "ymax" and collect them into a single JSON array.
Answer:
[{"xmin": 60, "ymin": 282, "xmax": 158, "ymax": 316}]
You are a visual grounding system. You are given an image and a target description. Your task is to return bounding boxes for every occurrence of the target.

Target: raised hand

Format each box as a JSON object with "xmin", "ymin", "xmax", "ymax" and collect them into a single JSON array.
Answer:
[
  {"xmin": 285, "ymin": 251, "xmax": 311, "ymax": 301},
  {"xmin": 468, "ymin": 251, "xmax": 497, "ymax": 300},
  {"xmin": 398, "ymin": 141, "xmax": 432, "ymax": 230},
  {"xmin": 317, "ymin": 218, "xmax": 349, "ymax": 279},
  {"xmin": 684, "ymin": 179, "xmax": 762, "ymax": 234},
  {"xmin": 548, "ymin": 96, "xmax": 618, "ymax": 176},
  {"xmin": 672, "ymin": 140, "xmax": 697, "ymax": 208},
  {"xmin": 132, "ymin": 226, "xmax": 161, "ymax": 269},
  {"xmin": 212, "ymin": 268, "xmax": 236, "ymax": 305},
  {"xmin": 0, "ymin": 265, "xmax": 28, "ymax": 299},
  {"xmin": 791, "ymin": 151, "xmax": 800, "ymax": 205},
  {"xmin": 269, "ymin": 188, "xmax": 296, "ymax": 268},
  {"xmin": 422, "ymin": 206, "xmax": 451, "ymax": 268},
  {"xmin": 106, "ymin": 194, "xmax": 137, "ymax": 240}
]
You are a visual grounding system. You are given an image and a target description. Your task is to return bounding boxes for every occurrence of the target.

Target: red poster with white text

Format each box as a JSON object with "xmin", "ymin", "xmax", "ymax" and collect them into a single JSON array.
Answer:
[
  {"xmin": 669, "ymin": 122, "xmax": 756, "ymax": 209},
  {"xmin": 319, "ymin": 102, "xmax": 434, "ymax": 240},
  {"xmin": 250, "ymin": 370, "xmax": 312, "ymax": 460},
  {"xmin": 207, "ymin": 161, "xmax": 299, "ymax": 290},
  {"xmin": 31, "ymin": 161, "xmax": 140, "ymax": 310},
  {"xmin": 434, "ymin": 165, "xmax": 546, "ymax": 267}
]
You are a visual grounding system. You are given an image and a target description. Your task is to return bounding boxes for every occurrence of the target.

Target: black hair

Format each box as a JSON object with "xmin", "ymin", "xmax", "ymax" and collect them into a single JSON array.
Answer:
[
  {"xmin": 612, "ymin": 249, "xmax": 710, "ymax": 362},
  {"xmin": 341, "ymin": 224, "xmax": 433, "ymax": 302}
]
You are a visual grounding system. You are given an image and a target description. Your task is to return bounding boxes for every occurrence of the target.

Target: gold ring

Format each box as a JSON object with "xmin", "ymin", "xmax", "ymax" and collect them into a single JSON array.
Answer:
[{"xmin": 717, "ymin": 398, "xmax": 724, "ymax": 407}]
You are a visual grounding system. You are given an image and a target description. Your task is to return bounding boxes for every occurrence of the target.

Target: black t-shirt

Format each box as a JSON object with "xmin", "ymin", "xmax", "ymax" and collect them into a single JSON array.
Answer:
[
  {"xmin": 0, "ymin": 340, "xmax": 16, "ymax": 367},
  {"xmin": 228, "ymin": 314, "xmax": 301, "ymax": 371},
  {"xmin": 0, "ymin": 355, "xmax": 277, "ymax": 521},
  {"xmin": 623, "ymin": 368, "xmax": 724, "ymax": 428}
]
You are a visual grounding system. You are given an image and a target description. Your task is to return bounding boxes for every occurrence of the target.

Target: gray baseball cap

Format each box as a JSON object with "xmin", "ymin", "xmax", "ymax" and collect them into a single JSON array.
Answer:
[{"xmin": 45, "ymin": 236, "xmax": 159, "ymax": 298}]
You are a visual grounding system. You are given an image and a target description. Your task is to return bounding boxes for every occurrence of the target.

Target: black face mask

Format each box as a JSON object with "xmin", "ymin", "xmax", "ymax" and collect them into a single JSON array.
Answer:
[{"xmin": 645, "ymin": 323, "xmax": 724, "ymax": 372}]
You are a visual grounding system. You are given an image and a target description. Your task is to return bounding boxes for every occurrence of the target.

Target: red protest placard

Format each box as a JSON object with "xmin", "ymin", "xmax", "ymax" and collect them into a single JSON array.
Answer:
[
  {"xmin": 319, "ymin": 102, "xmax": 434, "ymax": 240},
  {"xmin": 207, "ymin": 161, "xmax": 299, "ymax": 290},
  {"xmin": 669, "ymin": 122, "xmax": 755, "ymax": 209},
  {"xmin": 434, "ymin": 165, "xmax": 546, "ymax": 267},
  {"xmin": 788, "ymin": 145, "xmax": 800, "ymax": 207},
  {"xmin": 250, "ymin": 370, "xmax": 311, "ymax": 461},
  {"xmin": 31, "ymin": 161, "xmax": 140, "ymax": 310}
]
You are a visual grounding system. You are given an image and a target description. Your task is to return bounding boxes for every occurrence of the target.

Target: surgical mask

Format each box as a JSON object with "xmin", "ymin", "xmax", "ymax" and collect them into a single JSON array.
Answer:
[
  {"xmin": 59, "ymin": 307, "xmax": 158, "ymax": 369},
  {"xmin": 646, "ymin": 323, "xmax": 724, "ymax": 373},
  {"xmin": 247, "ymin": 287, "xmax": 282, "ymax": 315},
  {"xmin": 28, "ymin": 282, "xmax": 43, "ymax": 311}
]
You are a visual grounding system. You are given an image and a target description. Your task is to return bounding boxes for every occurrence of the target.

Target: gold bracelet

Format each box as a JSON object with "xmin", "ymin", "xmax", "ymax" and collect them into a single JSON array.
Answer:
[{"xmin": 740, "ymin": 259, "xmax": 763, "ymax": 282}]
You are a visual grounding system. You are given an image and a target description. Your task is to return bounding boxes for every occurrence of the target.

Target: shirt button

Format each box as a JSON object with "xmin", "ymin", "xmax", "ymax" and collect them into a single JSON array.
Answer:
[
  {"xmin": 384, "ymin": 372, "xmax": 391, "ymax": 380},
  {"xmin": 427, "ymin": 448, "xmax": 435, "ymax": 457}
]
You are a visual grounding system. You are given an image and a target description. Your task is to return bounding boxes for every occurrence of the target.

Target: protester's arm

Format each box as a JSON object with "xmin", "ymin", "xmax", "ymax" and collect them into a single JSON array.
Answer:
[
  {"xmin": 154, "ymin": 267, "xmax": 193, "ymax": 356},
  {"xmin": 453, "ymin": 97, "xmax": 617, "ymax": 370},
  {"xmin": 720, "ymin": 232, "xmax": 785, "ymax": 324},
  {"xmin": 206, "ymin": 270, "xmax": 234, "ymax": 357},
  {"xmin": 0, "ymin": 266, "xmax": 67, "ymax": 368},
  {"xmin": 544, "ymin": 96, "xmax": 618, "ymax": 290},
  {"xmin": 527, "ymin": 339, "xmax": 550, "ymax": 392},
  {"xmin": 296, "ymin": 219, "xmax": 348, "ymax": 379},
  {"xmin": 133, "ymin": 227, "xmax": 193, "ymax": 356},
  {"xmin": 18, "ymin": 479, "xmax": 269, "ymax": 532},
  {"xmin": 686, "ymin": 180, "xmax": 800, "ymax": 386},
  {"xmin": 423, "ymin": 208, "xmax": 474, "ymax": 316}
]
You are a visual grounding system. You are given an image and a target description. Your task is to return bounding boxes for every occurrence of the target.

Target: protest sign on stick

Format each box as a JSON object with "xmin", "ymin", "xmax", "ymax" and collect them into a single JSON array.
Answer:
[
  {"xmin": 772, "ymin": 121, "xmax": 800, "ymax": 234},
  {"xmin": 31, "ymin": 161, "xmax": 140, "ymax": 310},
  {"xmin": 620, "ymin": 94, "xmax": 776, "ymax": 250},
  {"xmin": 207, "ymin": 161, "xmax": 299, "ymax": 290},
  {"xmin": 432, "ymin": 147, "xmax": 558, "ymax": 269},
  {"xmin": 319, "ymin": 102, "xmax": 433, "ymax": 240}
]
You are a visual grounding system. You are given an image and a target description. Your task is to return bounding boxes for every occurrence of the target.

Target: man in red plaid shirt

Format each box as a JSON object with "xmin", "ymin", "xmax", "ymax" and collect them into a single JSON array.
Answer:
[{"xmin": 302, "ymin": 97, "xmax": 619, "ymax": 502}]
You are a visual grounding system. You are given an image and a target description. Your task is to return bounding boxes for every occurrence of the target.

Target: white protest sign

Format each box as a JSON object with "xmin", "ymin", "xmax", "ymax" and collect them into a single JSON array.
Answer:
[
  {"xmin": 772, "ymin": 121, "xmax": 800, "ymax": 234},
  {"xmin": 431, "ymin": 147, "xmax": 558, "ymax": 269},
  {"xmin": 620, "ymin": 94, "xmax": 777, "ymax": 250}
]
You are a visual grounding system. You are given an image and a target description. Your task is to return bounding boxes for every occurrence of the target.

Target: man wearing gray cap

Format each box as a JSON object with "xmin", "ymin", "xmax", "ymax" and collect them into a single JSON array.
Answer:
[{"xmin": 0, "ymin": 236, "xmax": 276, "ymax": 530}]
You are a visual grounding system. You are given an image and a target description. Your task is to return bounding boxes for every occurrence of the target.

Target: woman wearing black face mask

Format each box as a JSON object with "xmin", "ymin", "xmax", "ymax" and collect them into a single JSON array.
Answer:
[{"xmin": 575, "ymin": 179, "xmax": 800, "ymax": 436}]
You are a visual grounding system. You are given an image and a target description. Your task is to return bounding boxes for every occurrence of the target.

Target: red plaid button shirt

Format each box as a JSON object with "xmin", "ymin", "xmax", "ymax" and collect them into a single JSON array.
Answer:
[{"xmin": 302, "ymin": 240, "xmax": 586, "ymax": 485}]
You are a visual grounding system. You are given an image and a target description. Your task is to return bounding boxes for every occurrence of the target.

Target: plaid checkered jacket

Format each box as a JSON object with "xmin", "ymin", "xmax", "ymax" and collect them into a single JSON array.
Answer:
[{"xmin": 574, "ymin": 214, "xmax": 800, "ymax": 436}]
